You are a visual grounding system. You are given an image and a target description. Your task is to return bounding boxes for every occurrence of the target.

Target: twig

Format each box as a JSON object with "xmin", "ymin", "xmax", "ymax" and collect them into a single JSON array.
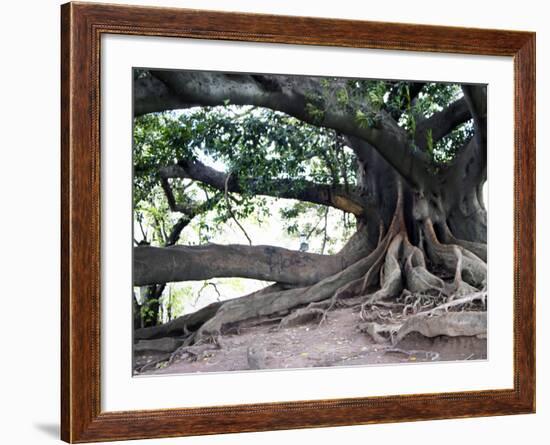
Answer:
[
  {"xmin": 137, "ymin": 215, "xmax": 148, "ymax": 241},
  {"xmin": 224, "ymin": 173, "xmax": 253, "ymax": 245},
  {"xmin": 195, "ymin": 281, "xmax": 222, "ymax": 305},
  {"xmin": 321, "ymin": 207, "xmax": 329, "ymax": 254},
  {"xmin": 305, "ymin": 211, "xmax": 324, "ymax": 240}
]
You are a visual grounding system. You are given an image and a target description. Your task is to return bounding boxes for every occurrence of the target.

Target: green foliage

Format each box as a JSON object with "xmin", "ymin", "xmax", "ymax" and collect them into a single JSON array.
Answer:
[
  {"xmin": 304, "ymin": 90, "xmax": 326, "ymax": 124},
  {"xmin": 133, "ymin": 104, "xmax": 360, "ymax": 245},
  {"xmin": 162, "ymin": 285, "xmax": 194, "ymax": 320},
  {"xmin": 366, "ymin": 81, "xmax": 387, "ymax": 109},
  {"xmin": 335, "ymin": 87, "xmax": 349, "ymax": 107},
  {"xmin": 431, "ymin": 119, "xmax": 474, "ymax": 164},
  {"xmin": 389, "ymin": 82, "xmax": 469, "ymax": 164},
  {"xmin": 139, "ymin": 294, "xmax": 159, "ymax": 326},
  {"xmin": 355, "ymin": 109, "xmax": 371, "ymax": 129},
  {"xmin": 426, "ymin": 128, "xmax": 434, "ymax": 154},
  {"xmin": 133, "ymin": 76, "xmax": 473, "ymax": 257}
]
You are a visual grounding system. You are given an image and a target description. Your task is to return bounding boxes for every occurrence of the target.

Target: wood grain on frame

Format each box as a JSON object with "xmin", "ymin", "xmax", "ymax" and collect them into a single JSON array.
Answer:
[{"xmin": 60, "ymin": 2, "xmax": 535, "ymax": 442}]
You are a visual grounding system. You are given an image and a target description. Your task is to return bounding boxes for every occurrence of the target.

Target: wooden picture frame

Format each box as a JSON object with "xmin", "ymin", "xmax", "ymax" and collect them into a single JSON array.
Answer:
[{"xmin": 61, "ymin": 1, "xmax": 535, "ymax": 442}]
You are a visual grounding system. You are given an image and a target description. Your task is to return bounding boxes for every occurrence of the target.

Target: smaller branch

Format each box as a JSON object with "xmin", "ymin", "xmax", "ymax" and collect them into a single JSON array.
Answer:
[
  {"xmin": 384, "ymin": 347, "xmax": 440, "ymax": 361},
  {"xmin": 165, "ymin": 215, "xmax": 191, "ymax": 247},
  {"xmin": 321, "ymin": 207, "xmax": 329, "ymax": 254},
  {"xmin": 160, "ymin": 176, "xmax": 222, "ymax": 227},
  {"xmin": 161, "ymin": 219, "xmax": 168, "ymax": 243},
  {"xmin": 152, "ymin": 215, "xmax": 168, "ymax": 245},
  {"xmin": 161, "ymin": 159, "xmax": 368, "ymax": 217},
  {"xmin": 160, "ymin": 177, "xmax": 194, "ymax": 214},
  {"xmin": 414, "ymin": 97, "xmax": 471, "ymax": 150},
  {"xmin": 224, "ymin": 173, "xmax": 253, "ymax": 246},
  {"xmin": 336, "ymin": 136, "xmax": 350, "ymax": 193},
  {"xmin": 137, "ymin": 217, "xmax": 148, "ymax": 242},
  {"xmin": 305, "ymin": 213, "xmax": 324, "ymax": 240},
  {"xmin": 195, "ymin": 281, "xmax": 222, "ymax": 305}
]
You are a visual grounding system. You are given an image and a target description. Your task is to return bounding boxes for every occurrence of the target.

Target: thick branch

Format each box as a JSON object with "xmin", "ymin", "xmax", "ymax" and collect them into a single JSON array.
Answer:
[
  {"xmin": 414, "ymin": 97, "xmax": 471, "ymax": 150},
  {"xmin": 134, "ymin": 243, "xmax": 352, "ymax": 286},
  {"xmin": 160, "ymin": 177, "xmax": 221, "ymax": 216},
  {"xmin": 137, "ymin": 71, "xmax": 429, "ymax": 188},
  {"xmin": 161, "ymin": 160, "xmax": 367, "ymax": 216},
  {"xmin": 462, "ymin": 85, "xmax": 487, "ymax": 145},
  {"xmin": 346, "ymin": 135, "xmax": 430, "ymax": 190},
  {"xmin": 134, "ymin": 74, "xmax": 196, "ymax": 115}
]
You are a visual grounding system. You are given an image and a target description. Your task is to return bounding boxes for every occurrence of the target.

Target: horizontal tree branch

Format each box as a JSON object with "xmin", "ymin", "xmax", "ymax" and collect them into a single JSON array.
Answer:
[
  {"xmin": 134, "ymin": 74, "xmax": 197, "ymax": 115},
  {"xmin": 134, "ymin": 243, "xmax": 352, "ymax": 286},
  {"xmin": 136, "ymin": 70, "xmax": 429, "ymax": 188},
  {"xmin": 160, "ymin": 159, "xmax": 367, "ymax": 216}
]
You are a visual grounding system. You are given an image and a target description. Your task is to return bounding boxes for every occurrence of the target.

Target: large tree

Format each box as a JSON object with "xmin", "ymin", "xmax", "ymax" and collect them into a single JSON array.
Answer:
[{"xmin": 132, "ymin": 70, "xmax": 487, "ymax": 345}]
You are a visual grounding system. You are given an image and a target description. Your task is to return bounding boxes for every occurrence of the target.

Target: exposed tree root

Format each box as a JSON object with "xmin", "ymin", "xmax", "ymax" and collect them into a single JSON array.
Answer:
[
  {"xmin": 402, "ymin": 237, "xmax": 446, "ymax": 295},
  {"xmin": 393, "ymin": 311, "xmax": 487, "ymax": 345},
  {"xmin": 450, "ymin": 246, "xmax": 479, "ymax": 297},
  {"xmin": 134, "ymin": 283, "xmax": 292, "ymax": 340},
  {"xmin": 193, "ymin": 201, "xmax": 488, "ymax": 350},
  {"xmin": 358, "ymin": 321, "xmax": 401, "ymax": 344},
  {"xmin": 134, "ymin": 300, "xmax": 222, "ymax": 340},
  {"xmin": 318, "ymin": 192, "xmax": 406, "ymax": 324},
  {"xmin": 192, "ymin": 192, "xmax": 414, "ymax": 342},
  {"xmin": 384, "ymin": 347, "xmax": 440, "ymax": 361},
  {"xmin": 135, "ymin": 190, "xmax": 488, "ymax": 360},
  {"xmin": 168, "ymin": 343, "xmax": 221, "ymax": 365},
  {"xmin": 440, "ymin": 221, "xmax": 487, "ymax": 262},
  {"xmin": 135, "ymin": 341, "xmax": 222, "ymax": 373},
  {"xmin": 423, "ymin": 218, "xmax": 486, "ymax": 288},
  {"xmin": 278, "ymin": 307, "xmax": 325, "ymax": 329},
  {"xmin": 134, "ymin": 337, "xmax": 185, "ymax": 353},
  {"xmin": 360, "ymin": 310, "xmax": 487, "ymax": 345},
  {"xmin": 363, "ymin": 233, "xmax": 404, "ymax": 303},
  {"xmin": 194, "ymin": 243, "xmax": 388, "ymax": 341},
  {"xmin": 136, "ymin": 354, "xmax": 172, "ymax": 373}
]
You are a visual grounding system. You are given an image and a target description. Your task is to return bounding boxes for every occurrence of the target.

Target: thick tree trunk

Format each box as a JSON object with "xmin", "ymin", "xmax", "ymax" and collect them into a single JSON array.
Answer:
[
  {"xmin": 134, "ymin": 166, "xmax": 487, "ymax": 345},
  {"xmin": 132, "ymin": 73, "xmax": 487, "ymax": 354}
]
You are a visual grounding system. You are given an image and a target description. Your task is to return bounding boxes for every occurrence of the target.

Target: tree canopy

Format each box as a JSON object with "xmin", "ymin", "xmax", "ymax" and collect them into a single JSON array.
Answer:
[
  {"xmin": 132, "ymin": 70, "xmax": 487, "ymax": 353},
  {"xmin": 133, "ymin": 78, "xmax": 474, "ymax": 253}
]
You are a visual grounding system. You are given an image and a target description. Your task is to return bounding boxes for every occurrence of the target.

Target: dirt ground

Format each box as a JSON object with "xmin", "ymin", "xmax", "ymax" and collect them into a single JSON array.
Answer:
[{"xmin": 135, "ymin": 304, "xmax": 486, "ymax": 376}]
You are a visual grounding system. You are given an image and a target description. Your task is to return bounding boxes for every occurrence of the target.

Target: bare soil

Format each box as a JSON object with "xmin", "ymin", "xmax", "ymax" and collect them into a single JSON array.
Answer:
[{"xmin": 135, "ymin": 305, "xmax": 486, "ymax": 376}]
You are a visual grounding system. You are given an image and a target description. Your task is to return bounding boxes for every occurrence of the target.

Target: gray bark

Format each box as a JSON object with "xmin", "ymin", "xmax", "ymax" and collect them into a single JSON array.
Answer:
[
  {"xmin": 132, "ymin": 71, "xmax": 488, "ymax": 344},
  {"xmin": 135, "ymin": 71, "xmax": 430, "ymax": 188},
  {"xmin": 160, "ymin": 160, "xmax": 368, "ymax": 216},
  {"xmin": 134, "ymin": 241, "xmax": 370, "ymax": 287}
]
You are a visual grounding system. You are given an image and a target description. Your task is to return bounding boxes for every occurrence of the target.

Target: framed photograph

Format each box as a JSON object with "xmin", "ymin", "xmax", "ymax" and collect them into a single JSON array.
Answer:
[{"xmin": 61, "ymin": 2, "xmax": 535, "ymax": 442}]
